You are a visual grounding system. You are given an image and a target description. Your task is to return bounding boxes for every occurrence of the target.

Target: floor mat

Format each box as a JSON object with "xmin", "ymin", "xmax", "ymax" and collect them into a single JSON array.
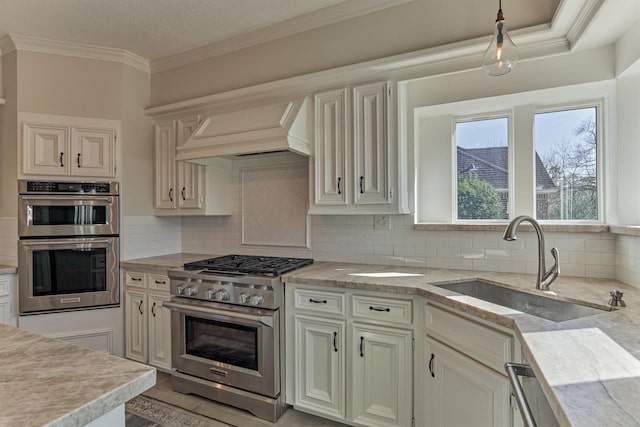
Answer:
[{"xmin": 126, "ymin": 395, "xmax": 233, "ymax": 427}]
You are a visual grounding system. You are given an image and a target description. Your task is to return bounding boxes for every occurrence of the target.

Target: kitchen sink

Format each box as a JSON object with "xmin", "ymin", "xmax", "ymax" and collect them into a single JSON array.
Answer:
[{"xmin": 435, "ymin": 280, "xmax": 609, "ymax": 322}]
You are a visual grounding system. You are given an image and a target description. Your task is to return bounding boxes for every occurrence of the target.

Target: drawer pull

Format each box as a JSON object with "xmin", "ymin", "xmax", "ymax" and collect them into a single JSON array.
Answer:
[
  {"xmin": 131, "ymin": 277, "xmax": 142, "ymax": 281},
  {"xmin": 333, "ymin": 331, "xmax": 338, "ymax": 352},
  {"xmin": 369, "ymin": 305, "xmax": 391, "ymax": 312},
  {"xmin": 154, "ymin": 280, "xmax": 166, "ymax": 285},
  {"xmin": 309, "ymin": 298, "xmax": 327, "ymax": 304},
  {"xmin": 151, "ymin": 302, "xmax": 157, "ymax": 317},
  {"xmin": 428, "ymin": 353, "xmax": 435, "ymax": 377},
  {"xmin": 138, "ymin": 300, "xmax": 144, "ymax": 315}
]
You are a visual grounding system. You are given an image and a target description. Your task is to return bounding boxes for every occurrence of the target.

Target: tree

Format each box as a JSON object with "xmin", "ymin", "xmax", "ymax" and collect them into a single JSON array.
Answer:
[
  {"xmin": 458, "ymin": 173, "xmax": 505, "ymax": 219},
  {"xmin": 542, "ymin": 116, "xmax": 597, "ymax": 220}
]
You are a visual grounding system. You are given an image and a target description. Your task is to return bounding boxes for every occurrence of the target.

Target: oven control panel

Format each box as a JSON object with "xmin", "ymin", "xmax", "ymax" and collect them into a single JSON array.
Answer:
[{"xmin": 169, "ymin": 275, "xmax": 281, "ymax": 310}]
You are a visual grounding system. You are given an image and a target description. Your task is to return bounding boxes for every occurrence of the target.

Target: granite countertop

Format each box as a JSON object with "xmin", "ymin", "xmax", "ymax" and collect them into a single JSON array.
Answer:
[
  {"xmin": 120, "ymin": 253, "xmax": 211, "ymax": 270},
  {"xmin": 0, "ymin": 324, "xmax": 156, "ymax": 427},
  {"xmin": 283, "ymin": 262, "xmax": 640, "ymax": 427},
  {"xmin": 0, "ymin": 264, "xmax": 18, "ymax": 274}
]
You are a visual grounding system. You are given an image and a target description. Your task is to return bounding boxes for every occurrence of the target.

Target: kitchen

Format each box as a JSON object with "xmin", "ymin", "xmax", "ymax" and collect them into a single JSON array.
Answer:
[{"xmin": 1, "ymin": 0, "xmax": 640, "ymax": 426}]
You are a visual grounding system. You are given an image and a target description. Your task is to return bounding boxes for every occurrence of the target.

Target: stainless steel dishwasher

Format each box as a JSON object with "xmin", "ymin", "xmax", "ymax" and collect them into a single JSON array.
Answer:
[{"xmin": 505, "ymin": 362, "xmax": 560, "ymax": 427}]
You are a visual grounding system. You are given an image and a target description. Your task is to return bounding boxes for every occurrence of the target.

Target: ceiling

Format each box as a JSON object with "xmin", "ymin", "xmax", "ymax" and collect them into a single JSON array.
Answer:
[
  {"xmin": 0, "ymin": 0, "xmax": 561, "ymax": 61},
  {"xmin": 0, "ymin": 0, "xmax": 638, "ymax": 71}
]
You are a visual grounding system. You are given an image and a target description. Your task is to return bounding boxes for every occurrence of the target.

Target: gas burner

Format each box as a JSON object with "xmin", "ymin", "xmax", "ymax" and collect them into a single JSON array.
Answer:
[{"xmin": 184, "ymin": 254, "xmax": 313, "ymax": 277}]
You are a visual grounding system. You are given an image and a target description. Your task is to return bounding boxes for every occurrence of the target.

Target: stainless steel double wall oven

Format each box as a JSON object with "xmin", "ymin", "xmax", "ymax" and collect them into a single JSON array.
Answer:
[{"xmin": 18, "ymin": 180, "xmax": 120, "ymax": 314}]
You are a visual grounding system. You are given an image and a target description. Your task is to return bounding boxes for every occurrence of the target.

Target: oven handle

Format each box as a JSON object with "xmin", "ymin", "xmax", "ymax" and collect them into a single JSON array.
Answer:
[
  {"xmin": 20, "ymin": 238, "xmax": 113, "ymax": 246},
  {"xmin": 20, "ymin": 196, "xmax": 114, "ymax": 203},
  {"xmin": 505, "ymin": 362, "xmax": 537, "ymax": 427},
  {"xmin": 163, "ymin": 300, "xmax": 275, "ymax": 328}
]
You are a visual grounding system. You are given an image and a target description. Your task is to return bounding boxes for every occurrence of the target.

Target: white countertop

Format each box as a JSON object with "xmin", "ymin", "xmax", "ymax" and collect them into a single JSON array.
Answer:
[
  {"xmin": 0, "ymin": 324, "xmax": 156, "ymax": 427},
  {"xmin": 283, "ymin": 262, "xmax": 640, "ymax": 427}
]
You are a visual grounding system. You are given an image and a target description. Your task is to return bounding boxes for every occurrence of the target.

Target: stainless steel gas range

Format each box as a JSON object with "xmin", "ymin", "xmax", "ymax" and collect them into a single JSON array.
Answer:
[{"xmin": 164, "ymin": 254, "xmax": 313, "ymax": 422}]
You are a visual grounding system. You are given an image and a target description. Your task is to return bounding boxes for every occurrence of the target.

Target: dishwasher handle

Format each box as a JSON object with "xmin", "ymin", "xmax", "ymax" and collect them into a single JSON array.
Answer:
[{"xmin": 505, "ymin": 362, "xmax": 537, "ymax": 427}]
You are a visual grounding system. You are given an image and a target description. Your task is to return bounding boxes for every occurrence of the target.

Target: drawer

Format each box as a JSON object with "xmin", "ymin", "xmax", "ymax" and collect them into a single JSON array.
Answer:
[
  {"xmin": 0, "ymin": 277, "xmax": 11, "ymax": 296},
  {"xmin": 148, "ymin": 273, "xmax": 170, "ymax": 292},
  {"xmin": 294, "ymin": 288, "xmax": 346, "ymax": 316},
  {"xmin": 426, "ymin": 303, "xmax": 513, "ymax": 373},
  {"xmin": 125, "ymin": 271, "xmax": 146, "ymax": 288},
  {"xmin": 352, "ymin": 295, "xmax": 413, "ymax": 325}
]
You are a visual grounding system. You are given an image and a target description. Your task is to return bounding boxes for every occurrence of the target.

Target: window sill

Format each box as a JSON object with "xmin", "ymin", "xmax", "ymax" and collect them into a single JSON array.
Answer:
[{"xmin": 413, "ymin": 223, "xmax": 610, "ymax": 233}]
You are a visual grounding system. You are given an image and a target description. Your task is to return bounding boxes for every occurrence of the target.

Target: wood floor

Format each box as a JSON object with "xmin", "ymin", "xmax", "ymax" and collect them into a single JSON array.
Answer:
[{"xmin": 143, "ymin": 371, "xmax": 349, "ymax": 427}]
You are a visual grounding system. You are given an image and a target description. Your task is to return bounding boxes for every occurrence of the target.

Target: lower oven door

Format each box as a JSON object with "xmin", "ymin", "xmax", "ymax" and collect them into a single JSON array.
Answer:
[
  {"xmin": 164, "ymin": 298, "xmax": 280, "ymax": 398},
  {"xmin": 18, "ymin": 237, "xmax": 119, "ymax": 314}
]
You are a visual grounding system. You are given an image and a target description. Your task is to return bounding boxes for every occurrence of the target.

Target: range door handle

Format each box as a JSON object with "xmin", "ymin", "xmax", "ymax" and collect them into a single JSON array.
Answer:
[{"xmin": 505, "ymin": 362, "xmax": 537, "ymax": 427}]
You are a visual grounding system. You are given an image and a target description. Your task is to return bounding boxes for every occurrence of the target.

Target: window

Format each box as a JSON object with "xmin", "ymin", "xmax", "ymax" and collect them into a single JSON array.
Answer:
[
  {"xmin": 455, "ymin": 117, "xmax": 509, "ymax": 220},
  {"xmin": 534, "ymin": 106, "xmax": 598, "ymax": 220}
]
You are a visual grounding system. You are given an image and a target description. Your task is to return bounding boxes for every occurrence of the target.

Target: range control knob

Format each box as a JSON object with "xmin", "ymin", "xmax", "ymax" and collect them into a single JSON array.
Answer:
[
  {"xmin": 250, "ymin": 294, "xmax": 264, "ymax": 306},
  {"xmin": 214, "ymin": 290, "xmax": 230, "ymax": 302},
  {"xmin": 176, "ymin": 285, "xmax": 186, "ymax": 295},
  {"xmin": 206, "ymin": 289, "xmax": 216, "ymax": 300},
  {"xmin": 186, "ymin": 287, "xmax": 198, "ymax": 297},
  {"xmin": 239, "ymin": 293, "xmax": 250, "ymax": 304}
]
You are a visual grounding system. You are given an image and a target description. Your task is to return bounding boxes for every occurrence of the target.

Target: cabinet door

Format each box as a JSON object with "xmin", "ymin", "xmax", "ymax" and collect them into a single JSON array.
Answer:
[
  {"xmin": 148, "ymin": 293, "xmax": 172, "ymax": 371},
  {"xmin": 0, "ymin": 297, "xmax": 10, "ymax": 325},
  {"xmin": 352, "ymin": 323, "xmax": 412, "ymax": 427},
  {"xmin": 353, "ymin": 82, "xmax": 390, "ymax": 205},
  {"xmin": 177, "ymin": 116, "xmax": 204, "ymax": 210},
  {"xmin": 125, "ymin": 290, "xmax": 147, "ymax": 363},
  {"xmin": 154, "ymin": 122, "xmax": 177, "ymax": 210},
  {"xmin": 294, "ymin": 315, "xmax": 346, "ymax": 419},
  {"xmin": 314, "ymin": 89, "xmax": 349, "ymax": 206},
  {"xmin": 71, "ymin": 127, "xmax": 115, "ymax": 177},
  {"xmin": 425, "ymin": 338, "xmax": 511, "ymax": 427},
  {"xmin": 22, "ymin": 123, "xmax": 69, "ymax": 175}
]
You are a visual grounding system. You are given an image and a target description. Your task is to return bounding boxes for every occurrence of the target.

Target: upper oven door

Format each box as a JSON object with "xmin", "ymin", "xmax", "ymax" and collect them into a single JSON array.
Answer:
[{"xmin": 18, "ymin": 194, "xmax": 119, "ymax": 237}]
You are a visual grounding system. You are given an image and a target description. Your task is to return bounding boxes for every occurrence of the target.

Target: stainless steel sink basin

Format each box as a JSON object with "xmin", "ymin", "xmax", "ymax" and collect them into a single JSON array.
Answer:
[{"xmin": 436, "ymin": 280, "xmax": 609, "ymax": 322}]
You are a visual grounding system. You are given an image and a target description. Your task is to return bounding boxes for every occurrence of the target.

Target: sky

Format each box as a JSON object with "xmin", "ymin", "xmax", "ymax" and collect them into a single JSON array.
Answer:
[{"xmin": 456, "ymin": 107, "xmax": 596, "ymax": 157}]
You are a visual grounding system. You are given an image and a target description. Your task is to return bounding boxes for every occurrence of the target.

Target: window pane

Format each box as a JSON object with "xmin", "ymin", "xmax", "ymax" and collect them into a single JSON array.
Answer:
[
  {"xmin": 535, "ymin": 107, "xmax": 597, "ymax": 220},
  {"xmin": 456, "ymin": 118, "xmax": 509, "ymax": 220}
]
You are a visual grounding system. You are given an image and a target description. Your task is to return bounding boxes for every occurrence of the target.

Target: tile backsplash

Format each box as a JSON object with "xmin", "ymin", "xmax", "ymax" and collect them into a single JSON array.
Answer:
[{"xmin": 121, "ymin": 215, "xmax": 181, "ymax": 260}]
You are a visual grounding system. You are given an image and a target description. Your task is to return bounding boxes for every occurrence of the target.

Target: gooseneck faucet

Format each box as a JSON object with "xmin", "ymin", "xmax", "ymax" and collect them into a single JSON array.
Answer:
[{"xmin": 503, "ymin": 215, "xmax": 559, "ymax": 290}]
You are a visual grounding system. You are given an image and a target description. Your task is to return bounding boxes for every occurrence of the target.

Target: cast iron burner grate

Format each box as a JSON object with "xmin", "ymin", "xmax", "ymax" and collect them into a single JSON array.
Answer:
[{"xmin": 184, "ymin": 254, "xmax": 313, "ymax": 277}]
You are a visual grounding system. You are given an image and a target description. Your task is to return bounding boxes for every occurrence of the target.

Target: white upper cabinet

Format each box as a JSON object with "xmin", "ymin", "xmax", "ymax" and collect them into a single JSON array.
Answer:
[
  {"xmin": 21, "ymin": 113, "xmax": 118, "ymax": 178},
  {"xmin": 310, "ymin": 80, "xmax": 408, "ymax": 214},
  {"xmin": 153, "ymin": 115, "xmax": 231, "ymax": 216}
]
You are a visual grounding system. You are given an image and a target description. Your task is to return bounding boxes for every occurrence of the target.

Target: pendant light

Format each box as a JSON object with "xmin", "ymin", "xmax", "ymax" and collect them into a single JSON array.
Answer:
[{"xmin": 482, "ymin": 0, "xmax": 518, "ymax": 76}]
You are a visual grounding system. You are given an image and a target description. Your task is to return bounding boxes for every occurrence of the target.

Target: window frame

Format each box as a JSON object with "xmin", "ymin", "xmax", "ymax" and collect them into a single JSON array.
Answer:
[
  {"xmin": 452, "ymin": 111, "xmax": 514, "ymax": 223},
  {"xmin": 533, "ymin": 100, "xmax": 604, "ymax": 223}
]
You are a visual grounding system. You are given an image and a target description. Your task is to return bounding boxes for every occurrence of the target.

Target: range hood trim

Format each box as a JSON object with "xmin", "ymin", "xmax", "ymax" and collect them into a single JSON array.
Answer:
[{"xmin": 176, "ymin": 97, "xmax": 311, "ymax": 161}]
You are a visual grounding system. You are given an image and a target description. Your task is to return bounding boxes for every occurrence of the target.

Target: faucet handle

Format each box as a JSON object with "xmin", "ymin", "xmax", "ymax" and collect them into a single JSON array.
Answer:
[{"xmin": 608, "ymin": 289, "xmax": 625, "ymax": 307}]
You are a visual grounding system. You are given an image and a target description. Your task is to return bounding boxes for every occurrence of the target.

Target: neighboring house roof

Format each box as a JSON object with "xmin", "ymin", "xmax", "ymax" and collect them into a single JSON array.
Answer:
[{"xmin": 457, "ymin": 147, "xmax": 556, "ymax": 191}]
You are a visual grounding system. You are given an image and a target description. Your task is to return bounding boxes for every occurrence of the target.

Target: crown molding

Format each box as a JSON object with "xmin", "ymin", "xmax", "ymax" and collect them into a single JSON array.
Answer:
[
  {"xmin": 0, "ymin": 34, "xmax": 150, "ymax": 73},
  {"xmin": 565, "ymin": 0, "xmax": 606, "ymax": 49},
  {"xmin": 150, "ymin": 0, "xmax": 412, "ymax": 73}
]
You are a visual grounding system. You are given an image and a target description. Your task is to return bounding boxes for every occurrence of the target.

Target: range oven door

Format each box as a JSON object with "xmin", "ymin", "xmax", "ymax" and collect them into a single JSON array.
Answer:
[
  {"xmin": 165, "ymin": 298, "xmax": 280, "ymax": 398},
  {"xmin": 18, "ymin": 194, "xmax": 119, "ymax": 237},
  {"xmin": 18, "ymin": 237, "xmax": 119, "ymax": 314}
]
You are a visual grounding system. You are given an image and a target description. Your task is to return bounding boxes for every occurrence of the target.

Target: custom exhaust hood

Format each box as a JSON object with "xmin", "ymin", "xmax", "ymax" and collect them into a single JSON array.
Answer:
[{"xmin": 176, "ymin": 97, "xmax": 311, "ymax": 165}]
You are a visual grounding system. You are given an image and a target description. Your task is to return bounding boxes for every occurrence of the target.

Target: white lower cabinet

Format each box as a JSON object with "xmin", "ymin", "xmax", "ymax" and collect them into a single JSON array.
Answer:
[
  {"xmin": 286, "ymin": 283, "xmax": 415, "ymax": 427},
  {"xmin": 352, "ymin": 323, "xmax": 413, "ymax": 427},
  {"xmin": 294, "ymin": 315, "xmax": 346, "ymax": 419},
  {"xmin": 424, "ymin": 303, "xmax": 517, "ymax": 427},
  {"xmin": 124, "ymin": 270, "xmax": 172, "ymax": 371},
  {"xmin": 425, "ymin": 337, "xmax": 511, "ymax": 427},
  {"xmin": 0, "ymin": 273, "xmax": 17, "ymax": 326}
]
